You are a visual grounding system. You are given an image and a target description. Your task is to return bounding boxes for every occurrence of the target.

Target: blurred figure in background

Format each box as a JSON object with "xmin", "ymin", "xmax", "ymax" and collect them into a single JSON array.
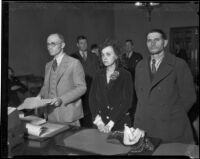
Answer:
[
  {"xmin": 90, "ymin": 43, "xmax": 100, "ymax": 57},
  {"xmin": 71, "ymin": 35, "xmax": 100, "ymax": 128},
  {"xmin": 122, "ymin": 40, "xmax": 143, "ymax": 126},
  {"xmin": 174, "ymin": 41, "xmax": 189, "ymax": 64},
  {"xmin": 8, "ymin": 67, "xmax": 28, "ymax": 107}
]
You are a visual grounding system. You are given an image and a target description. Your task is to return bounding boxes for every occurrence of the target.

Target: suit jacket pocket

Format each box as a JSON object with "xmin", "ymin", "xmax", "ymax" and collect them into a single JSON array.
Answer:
[{"xmin": 60, "ymin": 99, "xmax": 84, "ymax": 123}]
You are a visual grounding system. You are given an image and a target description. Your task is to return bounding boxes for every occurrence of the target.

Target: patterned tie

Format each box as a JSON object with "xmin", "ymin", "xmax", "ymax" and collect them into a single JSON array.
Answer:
[
  {"xmin": 151, "ymin": 59, "xmax": 156, "ymax": 74},
  {"xmin": 52, "ymin": 59, "xmax": 57, "ymax": 71}
]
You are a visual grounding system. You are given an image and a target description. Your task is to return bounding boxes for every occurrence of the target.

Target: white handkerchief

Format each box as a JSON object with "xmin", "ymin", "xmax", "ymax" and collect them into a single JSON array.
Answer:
[{"xmin": 123, "ymin": 125, "xmax": 144, "ymax": 145}]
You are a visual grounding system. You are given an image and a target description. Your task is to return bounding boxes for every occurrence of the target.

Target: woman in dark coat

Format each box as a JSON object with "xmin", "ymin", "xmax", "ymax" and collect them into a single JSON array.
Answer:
[{"xmin": 89, "ymin": 39, "xmax": 133, "ymax": 133}]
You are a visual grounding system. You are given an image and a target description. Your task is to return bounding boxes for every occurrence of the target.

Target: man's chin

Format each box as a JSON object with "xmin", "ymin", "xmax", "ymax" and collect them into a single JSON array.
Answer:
[{"xmin": 150, "ymin": 50, "xmax": 162, "ymax": 55}]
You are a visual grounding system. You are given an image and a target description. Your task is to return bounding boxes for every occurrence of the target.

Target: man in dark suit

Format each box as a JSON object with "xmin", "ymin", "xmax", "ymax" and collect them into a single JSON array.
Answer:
[
  {"xmin": 134, "ymin": 29, "xmax": 196, "ymax": 144},
  {"xmin": 71, "ymin": 35, "xmax": 100, "ymax": 128},
  {"xmin": 122, "ymin": 40, "xmax": 143, "ymax": 126}
]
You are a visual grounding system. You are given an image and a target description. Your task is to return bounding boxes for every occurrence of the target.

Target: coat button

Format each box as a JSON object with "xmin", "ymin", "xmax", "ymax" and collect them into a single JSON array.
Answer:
[
  {"xmin": 106, "ymin": 116, "xmax": 109, "ymax": 119},
  {"xmin": 107, "ymin": 106, "xmax": 110, "ymax": 109}
]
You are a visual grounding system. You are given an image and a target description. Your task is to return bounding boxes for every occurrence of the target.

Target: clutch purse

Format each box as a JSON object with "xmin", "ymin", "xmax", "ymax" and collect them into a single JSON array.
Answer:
[{"xmin": 107, "ymin": 130, "xmax": 161, "ymax": 155}]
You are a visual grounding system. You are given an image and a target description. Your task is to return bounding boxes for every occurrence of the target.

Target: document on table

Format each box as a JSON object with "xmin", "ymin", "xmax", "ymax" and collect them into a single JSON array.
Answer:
[
  {"xmin": 17, "ymin": 97, "xmax": 52, "ymax": 110},
  {"xmin": 25, "ymin": 122, "xmax": 67, "ymax": 138},
  {"xmin": 20, "ymin": 115, "xmax": 47, "ymax": 125}
]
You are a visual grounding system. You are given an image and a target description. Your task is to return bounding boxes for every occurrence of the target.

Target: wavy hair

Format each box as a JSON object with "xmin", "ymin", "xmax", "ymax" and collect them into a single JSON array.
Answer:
[{"xmin": 99, "ymin": 38, "xmax": 126, "ymax": 68}]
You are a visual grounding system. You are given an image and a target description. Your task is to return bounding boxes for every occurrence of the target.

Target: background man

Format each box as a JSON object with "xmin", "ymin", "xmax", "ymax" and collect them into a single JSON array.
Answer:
[
  {"xmin": 71, "ymin": 35, "xmax": 99, "ymax": 128},
  {"xmin": 122, "ymin": 39, "xmax": 143, "ymax": 126}
]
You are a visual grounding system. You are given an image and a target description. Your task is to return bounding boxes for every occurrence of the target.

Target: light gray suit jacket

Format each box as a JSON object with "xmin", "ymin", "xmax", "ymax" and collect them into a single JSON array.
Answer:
[{"xmin": 39, "ymin": 53, "xmax": 87, "ymax": 123}]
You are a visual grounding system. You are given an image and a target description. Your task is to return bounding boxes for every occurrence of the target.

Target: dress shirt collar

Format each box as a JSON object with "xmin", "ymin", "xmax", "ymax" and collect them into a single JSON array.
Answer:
[
  {"xmin": 79, "ymin": 50, "xmax": 87, "ymax": 58},
  {"xmin": 150, "ymin": 51, "xmax": 165, "ymax": 71},
  {"xmin": 54, "ymin": 52, "xmax": 64, "ymax": 66},
  {"xmin": 126, "ymin": 51, "xmax": 133, "ymax": 58}
]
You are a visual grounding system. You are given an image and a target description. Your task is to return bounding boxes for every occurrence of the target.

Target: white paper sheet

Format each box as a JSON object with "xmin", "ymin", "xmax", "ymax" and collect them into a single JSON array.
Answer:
[
  {"xmin": 17, "ymin": 97, "xmax": 52, "ymax": 110},
  {"xmin": 25, "ymin": 122, "xmax": 65, "ymax": 137},
  {"xmin": 20, "ymin": 115, "xmax": 46, "ymax": 125}
]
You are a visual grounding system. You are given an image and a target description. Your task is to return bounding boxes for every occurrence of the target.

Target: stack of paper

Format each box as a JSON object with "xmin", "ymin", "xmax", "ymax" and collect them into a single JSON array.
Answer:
[
  {"xmin": 20, "ymin": 115, "xmax": 47, "ymax": 125},
  {"xmin": 25, "ymin": 122, "xmax": 66, "ymax": 138},
  {"xmin": 26, "ymin": 123, "xmax": 47, "ymax": 136}
]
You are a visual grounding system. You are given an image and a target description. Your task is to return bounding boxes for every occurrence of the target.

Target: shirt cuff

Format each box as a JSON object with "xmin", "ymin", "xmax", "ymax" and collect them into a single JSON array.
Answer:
[{"xmin": 106, "ymin": 120, "xmax": 115, "ymax": 131}]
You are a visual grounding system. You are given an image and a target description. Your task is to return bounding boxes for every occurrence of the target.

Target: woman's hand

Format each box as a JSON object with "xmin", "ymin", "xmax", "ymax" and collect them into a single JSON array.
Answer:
[{"xmin": 97, "ymin": 123, "xmax": 105, "ymax": 132}]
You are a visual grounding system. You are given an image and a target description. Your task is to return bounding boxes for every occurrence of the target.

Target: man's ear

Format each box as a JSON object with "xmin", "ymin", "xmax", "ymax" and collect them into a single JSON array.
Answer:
[
  {"xmin": 76, "ymin": 43, "xmax": 79, "ymax": 48},
  {"xmin": 164, "ymin": 40, "xmax": 168, "ymax": 48},
  {"xmin": 62, "ymin": 42, "xmax": 65, "ymax": 49}
]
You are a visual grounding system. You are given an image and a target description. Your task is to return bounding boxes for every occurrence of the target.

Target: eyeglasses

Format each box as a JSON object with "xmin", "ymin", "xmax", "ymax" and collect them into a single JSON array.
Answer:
[{"xmin": 47, "ymin": 42, "xmax": 62, "ymax": 47}]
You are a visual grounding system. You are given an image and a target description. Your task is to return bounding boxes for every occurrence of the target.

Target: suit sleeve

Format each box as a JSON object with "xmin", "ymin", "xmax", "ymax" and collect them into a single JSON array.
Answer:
[
  {"xmin": 38, "ymin": 64, "xmax": 48, "ymax": 98},
  {"xmin": 59, "ymin": 60, "xmax": 87, "ymax": 104},
  {"xmin": 176, "ymin": 60, "xmax": 196, "ymax": 112},
  {"xmin": 89, "ymin": 74, "xmax": 100, "ymax": 121},
  {"xmin": 109, "ymin": 72, "xmax": 133, "ymax": 123}
]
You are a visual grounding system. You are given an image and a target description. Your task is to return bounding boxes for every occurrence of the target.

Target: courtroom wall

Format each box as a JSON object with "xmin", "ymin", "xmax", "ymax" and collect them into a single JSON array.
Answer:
[
  {"xmin": 113, "ymin": 3, "xmax": 199, "ymax": 57},
  {"xmin": 9, "ymin": 3, "xmax": 115, "ymax": 76}
]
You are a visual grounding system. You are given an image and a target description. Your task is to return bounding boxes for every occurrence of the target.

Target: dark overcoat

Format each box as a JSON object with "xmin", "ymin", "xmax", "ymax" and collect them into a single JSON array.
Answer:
[{"xmin": 134, "ymin": 52, "xmax": 196, "ymax": 144}]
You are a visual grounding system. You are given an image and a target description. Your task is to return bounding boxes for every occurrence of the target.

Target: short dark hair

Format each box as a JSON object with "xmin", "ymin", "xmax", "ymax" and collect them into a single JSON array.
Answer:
[
  {"xmin": 77, "ymin": 35, "xmax": 87, "ymax": 43},
  {"xmin": 125, "ymin": 39, "xmax": 133, "ymax": 45},
  {"xmin": 100, "ymin": 39, "xmax": 121, "ymax": 57},
  {"xmin": 91, "ymin": 44, "xmax": 99, "ymax": 50},
  {"xmin": 146, "ymin": 29, "xmax": 167, "ymax": 40}
]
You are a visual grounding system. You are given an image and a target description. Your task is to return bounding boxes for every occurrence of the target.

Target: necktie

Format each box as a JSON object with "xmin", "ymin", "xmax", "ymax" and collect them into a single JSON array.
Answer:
[
  {"xmin": 151, "ymin": 59, "xmax": 156, "ymax": 74},
  {"xmin": 82, "ymin": 52, "xmax": 87, "ymax": 61},
  {"xmin": 52, "ymin": 59, "xmax": 57, "ymax": 71}
]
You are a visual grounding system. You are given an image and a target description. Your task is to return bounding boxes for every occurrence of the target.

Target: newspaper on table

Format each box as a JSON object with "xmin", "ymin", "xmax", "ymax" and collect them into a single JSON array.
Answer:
[{"xmin": 17, "ymin": 97, "xmax": 52, "ymax": 110}]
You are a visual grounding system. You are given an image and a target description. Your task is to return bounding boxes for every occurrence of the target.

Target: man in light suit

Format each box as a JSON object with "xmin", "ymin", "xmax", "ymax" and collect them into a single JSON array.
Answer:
[
  {"xmin": 37, "ymin": 33, "xmax": 86, "ymax": 126},
  {"xmin": 134, "ymin": 29, "xmax": 196, "ymax": 144}
]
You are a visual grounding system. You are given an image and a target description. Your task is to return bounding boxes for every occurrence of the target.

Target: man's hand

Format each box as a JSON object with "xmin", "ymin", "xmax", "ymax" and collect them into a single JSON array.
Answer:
[{"xmin": 50, "ymin": 98, "xmax": 62, "ymax": 107}]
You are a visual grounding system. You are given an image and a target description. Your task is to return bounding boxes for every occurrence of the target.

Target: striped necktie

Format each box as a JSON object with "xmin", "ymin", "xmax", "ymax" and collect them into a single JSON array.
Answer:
[
  {"xmin": 151, "ymin": 59, "xmax": 156, "ymax": 74},
  {"xmin": 52, "ymin": 59, "xmax": 57, "ymax": 71}
]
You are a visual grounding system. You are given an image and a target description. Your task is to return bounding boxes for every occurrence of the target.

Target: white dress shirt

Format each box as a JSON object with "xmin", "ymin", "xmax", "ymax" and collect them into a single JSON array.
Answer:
[
  {"xmin": 150, "ymin": 52, "xmax": 165, "ymax": 71},
  {"xmin": 79, "ymin": 50, "xmax": 87, "ymax": 59},
  {"xmin": 54, "ymin": 52, "xmax": 64, "ymax": 67}
]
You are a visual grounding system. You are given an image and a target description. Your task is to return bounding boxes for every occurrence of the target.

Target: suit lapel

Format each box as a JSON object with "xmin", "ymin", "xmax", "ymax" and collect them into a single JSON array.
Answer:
[
  {"xmin": 56, "ymin": 54, "xmax": 69, "ymax": 85},
  {"xmin": 150, "ymin": 52, "xmax": 175, "ymax": 89},
  {"xmin": 44, "ymin": 61, "xmax": 53, "ymax": 97},
  {"xmin": 143, "ymin": 58, "xmax": 152, "ymax": 92}
]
